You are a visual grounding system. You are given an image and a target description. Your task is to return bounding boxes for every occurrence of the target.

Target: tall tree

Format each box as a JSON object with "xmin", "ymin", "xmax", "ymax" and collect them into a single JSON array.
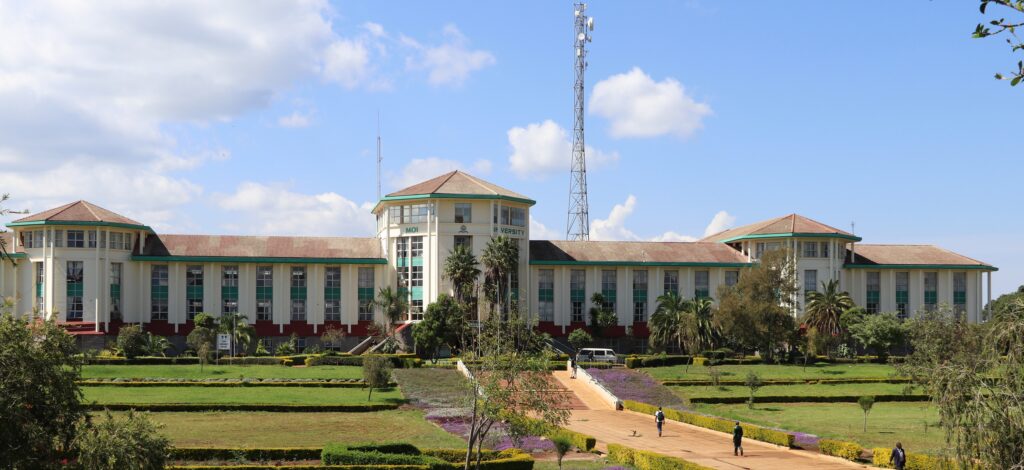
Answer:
[
  {"xmin": 648, "ymin": 292, "xmax": 691, "ymax": 353},
  {"xmin": 481, "ymin": 236, "xmax": 519, "ymax": 316},
  {"xmin": 443, "ymin": 244, "xmax": 481, "ymax": 305},
  {"xmin": 715, "ymin": 249, "xmax": 798, "ymax": 362},
  {"xmin": 218, "ymin": 312, "xmax": 255, "ymax": 356},
  {"xmin": 587, "ymin": 292, "xmax": 618, "ymax": 338},
  {"xmin": 689, "ymin": 296, "xmax": 719, "ymax": 352},
  {"xmin": 373, "ymin": 286, "xmax": 408, "ymax": 335},
  {"xmin": 413, "ymin": 294, "xmax": 469, "ymax": 360},
  {"xmin": 802, "ymin": 279, "xmax": 855, "ymax": 357},
  {"xmin": 974, "ymin": 0, "xmax": 1024, "ymax": 86}
]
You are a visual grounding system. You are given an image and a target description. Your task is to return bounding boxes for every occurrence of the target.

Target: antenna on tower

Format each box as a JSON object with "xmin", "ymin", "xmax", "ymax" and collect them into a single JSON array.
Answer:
[
  {"xmin": 566, "ymin": 2, "xmax": 593, "ymax": 241},
  {"xmin": 376, "ymin": 111, "xmax": 382, "ymax": 202}
]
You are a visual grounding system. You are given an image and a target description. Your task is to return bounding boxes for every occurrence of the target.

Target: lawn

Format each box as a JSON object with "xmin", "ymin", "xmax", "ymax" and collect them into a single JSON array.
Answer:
[
  {"xmin": 82, "ymin": 385, "xmax": 402, "ymax": 405},
  {"xmin": 118, "ymin": 410, "xmax": 465, "ymax": 448},
  {"xmin": 81, "ymin": 364, "xmax": 363, "ymax": 380},
  {"xmin": 693, "ymin": 402, "xmax": 945, "ymax": 453},
  {"xmin": 671, "ymin": 382, "xmax": 917, "ymax": 400},
  {"xmin": 643, "ymin": 362, "xmax": 900, "ymax": 382}
]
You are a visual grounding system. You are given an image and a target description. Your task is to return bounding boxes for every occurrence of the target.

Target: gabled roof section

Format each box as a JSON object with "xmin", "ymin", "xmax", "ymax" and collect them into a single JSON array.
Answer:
[
  {"xmin": 846, "ymin": 244, "xmax": 996, "ymax": 270},
  {"xmin": 8, "ymin": 201, "xmax": 151, "ymax": 231},
  {"xmin": 701, "ymin": 214, "xmax": 860, "ymax": 243},
  {"xmin": 382, "ymin": 171, "xmax": 534, "ymax": 205},
  {"xmin": 135, "ymin": 234, "xmax": 385, "ymax": 264},
  {"xmin": 530, "ymin": 240, "xmax": 751, "ymax": 266}
]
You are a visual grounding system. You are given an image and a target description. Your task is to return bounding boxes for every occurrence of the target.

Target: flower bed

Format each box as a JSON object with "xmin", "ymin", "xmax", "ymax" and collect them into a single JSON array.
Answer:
[{"xmin": 586, "ymin": 368, "xmax": 686, "ymax": 408}]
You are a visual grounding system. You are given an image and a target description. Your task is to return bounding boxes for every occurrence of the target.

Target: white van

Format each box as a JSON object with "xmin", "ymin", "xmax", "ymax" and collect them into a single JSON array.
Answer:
[{"xmin": 577, "ymin": 348, "xmax": 618, "ymax": 363}]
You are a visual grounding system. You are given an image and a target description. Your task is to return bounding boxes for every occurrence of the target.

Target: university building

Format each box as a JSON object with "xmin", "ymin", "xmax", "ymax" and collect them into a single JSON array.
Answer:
[{"xmin": 0, "ymin": 171, "xmax": 998, "ymax": 349}]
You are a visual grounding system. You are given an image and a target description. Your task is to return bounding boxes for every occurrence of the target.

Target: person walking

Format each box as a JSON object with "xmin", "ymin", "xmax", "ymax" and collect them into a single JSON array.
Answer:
[
  {"xmin": 733, "ymin": 422, "xmax": 744, "ymax": 456},
  {"xmin": 654, "ymin": 406, "xmax": 666, "ymax": 437},
  {"xmin": 890, "ymin": 442, "xmax": 906, "ymax": 470},
  {"xmin": 570, "ymin": 355, "xmax": 578, "ymax": 379}
]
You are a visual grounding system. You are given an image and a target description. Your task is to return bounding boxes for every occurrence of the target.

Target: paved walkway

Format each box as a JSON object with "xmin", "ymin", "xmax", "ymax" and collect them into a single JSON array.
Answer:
[{"xmin": 552, "ymin": 371, "xmax": 879, "ymax": 470}]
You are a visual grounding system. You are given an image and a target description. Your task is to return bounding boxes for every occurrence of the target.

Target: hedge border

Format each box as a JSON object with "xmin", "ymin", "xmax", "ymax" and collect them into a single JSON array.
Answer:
[
  {"xmin": 86, "ymin": 402, "xmax": 402, "ymax": 412},
  {"xmin": 607, "ymin": 443, "xmax": 714, "ymax": 470},
  {"xmin": 872, "ymin": 447, "xmax": 962, "ymax": 470},
  {"xmin": 661, "ymin": 377, "xmax": 911, "ymax": 387},
  {"xmin": 688, "ymin": 394, "xmax": 929, "ymax": 405},
  {"xmin": 818, "ymin": 439, "xmax": 863, "ymax": 461},
  {"xmin": 167, "ymin": 466, "xmax": 427, "ymax": 469},
  {"xmin": 171, "ymin": 447, "xmax": 321, "ymax": 461},
  {"xmin": 622, "ymin": 401, "xmax": 794, "ymax": 447},
  {"xmin": 79, "ymin": 381, "xmax": 388, "ymax": 388}
]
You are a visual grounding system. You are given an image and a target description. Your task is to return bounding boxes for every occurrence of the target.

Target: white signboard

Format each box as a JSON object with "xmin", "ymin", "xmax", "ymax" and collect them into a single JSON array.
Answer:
[{"xmin": 217, "ymin": 333, "xmax": 231, "ymax": 351}]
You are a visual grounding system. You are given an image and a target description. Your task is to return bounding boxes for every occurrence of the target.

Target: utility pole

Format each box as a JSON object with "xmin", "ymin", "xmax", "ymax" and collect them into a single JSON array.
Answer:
[{"xmin": 566, "ymin": 3, "xmax": 594, "ymax": 241}]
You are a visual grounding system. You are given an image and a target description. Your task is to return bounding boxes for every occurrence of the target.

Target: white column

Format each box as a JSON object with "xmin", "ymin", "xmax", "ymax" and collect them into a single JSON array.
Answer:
[
  {"xmin": 94, "ymin": 231, "xmax": 100, "ymax": 332},
  {"xmin": 987, "ymin": 271, "xmax": 993, "ymax": 320},
  {"xmin": 103, "ymin": 229, "xmax": 109, "ymax": 331}
]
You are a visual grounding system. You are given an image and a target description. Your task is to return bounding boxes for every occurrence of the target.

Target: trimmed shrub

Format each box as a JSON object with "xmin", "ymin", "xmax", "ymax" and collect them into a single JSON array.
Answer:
[
  {"xmin": 608, "ymin": 443, "xmax": 714, "ymax": 470},
  {"xmin": 79, "ymin": 380, "xmax": 378, "ymax": 388},
  {"xmin": 421, "ymin": 449, "xmax": 501, "ymax": 462},
  {"xmin": 819, "ymin": 439, "xmax": 863, "ymax": 461},
  {"xmin": 169, "ymin": 447, "xmax": 321, "ymax": 461},
  {"xmin": 623, "ymin": 401, "xmax": 794, "ymax": 447},
  {"xmin": 346, "ymin": 443, "xmax": 422, "ymax": 456},
  {"xmin": 306, "ymin": 354, "xmax": 420, "ymax": 368},
  {"xmin": 166, "ymin": 466, "xmax": 428, "ymax": 469},
  {"xmin": 624, "ymin": 355, "xmax": 693, "ymax": 369},
  {"xmin": 321, "ymin": 444, "xmax": 531, "ymax": 470},
  {"xmin": 872, "ymin": 447, "xmax": 961, "ymax": 469},
  {"xmin": 87, "ymin": 403, "xmax": 400, "ymax": 412},
  {"xmin": 703, "ymin": 357, "xmax": 762, "ymax": 366},
  {"xmin": 660, "ymin": 377, "xmax": 911, "ymax": 387},
  {"xmin": 687, "ymin": 394, "xmax": 929, "ymax": 405}
]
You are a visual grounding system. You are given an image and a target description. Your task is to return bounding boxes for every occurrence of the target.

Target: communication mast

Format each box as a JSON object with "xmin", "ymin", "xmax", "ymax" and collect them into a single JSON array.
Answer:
[{"xmin": 566, "ymin": 3, "xmax": 594, "ymax": 241}]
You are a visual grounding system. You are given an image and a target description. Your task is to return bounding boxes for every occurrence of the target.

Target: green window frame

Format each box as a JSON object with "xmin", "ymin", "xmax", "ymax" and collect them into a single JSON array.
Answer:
[
  {"xmin": 632, "ymin": 270, "xmax": 648, "ymax": 323},
  {"xmin": 67, "ymin": 261, "xmax": 84, "ymax": 320},
  {"xmin": 256, "ymin": 266, "xmax": 273, "ymax": 321},
  {"xmin": 924, "ymin": 272, "xmax": 938, "ymax": 310},
  {"xmin": 290, "ymin": 266, "xmax": 307, "ymax": 322},
  {"xmin": 35, "ymin": 262, "xmax": 45, "ymax": 314},
  {"xmin": 325, "ymin": 267, "xmax": 342, "ymax": 322},
  {"xmin": 601, "ymin": 269, "xmax": 617, "ymax": 312},
  {"xmin": 358, "ymin": 267, "xmax": 375, "ymax": 321},
  {"xmin": 570, "ymin": 269, "xmax": 586, "ymax": 323},
  {"xmin": 151, "ymin": 264, "xmax": 168, "ymax": 321},
  {"xmin": 866, "ymin": 272, "xmax": 881, "ymax": 314},
  {"xmin": 694, "ymin": 270, "xmax": 710, "ymax": 300},
  {"xmin": 186, "ymin": 265, "xmax": 203, "ymax": 321},
  {"xmin": 663, "ymin": 270, "xmax": 679, "ymax": 296},
  {"xmin": 895, "ymin": 271, "xmax": 909, "ymax": 319},
  {"xmin": 222, "ymin": 266, "xmax": 239, "ymax": 315},
  {"xmin": 953, "ymin": 272, "xmax": 967, "ymax": 315},
  {"xmin": 110, "ymin": 262, "xmax": 122, "ymax": 321},
  {"xmin": 538, "ymin": 269, "xmax": 554, "ymax": 322}
]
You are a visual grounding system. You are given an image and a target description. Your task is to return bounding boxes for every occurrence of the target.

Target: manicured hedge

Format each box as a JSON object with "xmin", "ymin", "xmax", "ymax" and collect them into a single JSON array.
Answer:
[
  {"xmin": 167, "ymin": 466, "xmax": 427, "ymax": 469},
  {"xmin": 522, "ymin": 418, "xmax": 596, "ymax": 452},
  {"xmin": 81, "ymin": 356, "xmax": 292, "ymax": 366},
  {"xmin": 79, "ymin": 380, "xmax": 381, "ymax": 388},
  {"xmin": 872, "ymin": 447, "xmax": 960, "ymax": 469},
  {"xmin": 624, "ymin": 355, "xmax": 692, "ymax": 369},
  {"xmin": 818, "ymin": 439, "xmax": 863, "ymax": 461},
  {"xmin": 306, "ymin": 354, "xmax": 420, "ymax": 368},
  {"xmin": 87, "ymin": 402, "xmax": 400, "ymax": 412},
  {"xmin": 321, "ymin": 444, "xmax": 532, "ymax": 470},
  {"xmin": 170, "ymin": 447, "xmax": 322, "ymax": 461},
  {"xmin": 607, "ymin": 443, "xmax": 714, "ymax": 470},
  {"xmin": 321, "ymin": 447, "xmax": 448, "ymax": 466},
  {"xmin": 661, "ymin": 377, "xmax": 911, "ymax": 387},
  {"xmin": 623, "ymin": 401, "xmax": 794, "ymax": 448},
  {"xmin": 687, "ymin": 394, "xmax": 929, "ymax": 405},
  {"xmin": 701, "ymin": 357, "xmax": 762, "ymax": 366}
]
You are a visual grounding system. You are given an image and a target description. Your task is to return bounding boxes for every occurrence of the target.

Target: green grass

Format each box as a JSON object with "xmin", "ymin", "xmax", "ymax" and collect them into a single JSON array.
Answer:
[
  {"xmin": 81, "ymin": 364, "xmax": 364, "ymax": 380},
  {"xmin": 82, "ymin": 385, "xmax": 402, "ymax": 405},
  {"xmin": 118, "ymin": 410, "xmax": 464, "ymax": 448},
  {"xmin": 644, "ymin": 363, "xmax": 900, "ymax": 382},
  {"xmin": 694, "ymin": 402, "xmax": 945, "ymax": 453},
  {"xmin": 671, "ymin": 382, "xmax": 917, "ymax": 400}
]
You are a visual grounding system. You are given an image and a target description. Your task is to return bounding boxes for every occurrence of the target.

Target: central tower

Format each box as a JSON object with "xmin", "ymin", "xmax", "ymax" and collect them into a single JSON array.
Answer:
[{"xmin": 566, "ymin": 2, "xmax": 593, "ymax": 241}]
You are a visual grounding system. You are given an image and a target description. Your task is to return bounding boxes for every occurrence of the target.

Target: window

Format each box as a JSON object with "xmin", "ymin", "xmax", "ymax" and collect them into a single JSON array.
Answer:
[
  {"xmin": 186, "ymin": 265, "xmax": 203, "ymax": 321},
  {"xmin": 537, "ymin": 269, "xmax": 554, "ymax": 322},
  {"xmin": 694, "ymin": 270, "xmax": 710, "ymax": 299},
  {"xmin": 35, "ymin": 262, "xmax": 45, "ymax": 314},
  {"xmin": 150, "ymin": 265, "xmax": 168, "ymax": 321},
  {"xmin": 110, "ymin": 232, "xmax": 123, "ymax": 250},
  {"xmin": 820, "ymin": 242, "xmax": 830, "ymax": 258},
  {"xmin": 755, "ymin": 242, "xmax": 780, "ymax": 259},
  {"xmin": 510, "ymin": 207, "xmax": 526, "ymax": 227},
  {"xmin": 291, "ymin": 266, "xmax": 307, "ymax": 321},
  {"xmin": 454, "ymin": 203, "xmax": 472, "ymax": 223},
  {"xmin": 632, "ymin": 270, "xmax": 648, "ymax": 323},
  {"xmin": 663, "ymin": 270, "xmax": 679, "ymax": 296},
  {"xmin": 601, "ymin": 270, "xmax": 617, "ymax": 312},
  {"xmin": 411, "ymin": 236, "xmax": 423, "ymax": 259},
  {"xmin": 67, "ymin": 261, "xmax": 84, "ymax": 320},
  {"xmin": 725, "ymin": 270, "xmax": 740, "ymax": 287},
  {"xmin": 67, "ymin": 230, "xmax": 84, "ymax": 248},
  {"xmin": 358, "ymin": 267, "xmax": 375, "ymax": 321},
  {"xmin": 403, "ymin": 204, "xmax": 429, "ymax": 224},
  {"xmin": 396, "ymin": 237, "xmax": 409, "ymax": 260},
  {"xmin": 500, "ymin": 205, "xmax": 510, "ymax": 225},
  {"xmin": 924, "ymin": 272, "xmax": 938, "ymax": 311},
  {"xmin": 802, "ymin": 241, "xmax": 818, "ymax": 258},
  {"xmin": 256, "ymin": 266, "xmax": 273, "ymax": 321},
  {"xmin": 454, "ymin": 235, "xmax": 472, "ymax": 251},
  {"xmin": 389, "ymin": 206, "xmax": 402, "ymax": 224},
  {"xmin": 895, "ymin": 272, "xmax": 909, "ymax": 319},
  {"xmin": 953, "ymin": 272, "xmax": 967, "ymax": 316},
  {"xmin": 24, "ymin": 230, "xmax": 42, "ymax": 248},
  {"xmin": 866, "ymin": 272, "xmax": 881, "ymax": 314},
  {"xmin": 54, "ymin": 230, "xmax": 63, "ymax": 248},
  {"xmin": 222, "ymin": 266, "xmax": 239, "ymax": 315},
  {"xmin": 87, "ymin": 230, "xmax": 98, "ymax": 248},
  {"xmin": 570, "ymin": 270, "xmax": 586, "ymax": 323},
  {"xmin": 110, "ymin": 263, "xmax": 122, "ymax": 321},
  {"xmin": 410, "ymin": 299, "xmax": 424, "ymax": 320},
  {"xmin": 325, "ymin": 267, "xmax": 342, "ymax": 321},
  {"xmin": 411, "ymin": 265, "xmax": 423, "ymax": 288},
  {"xmin": 804, "ymin": 269, "xmax": 818, "ymax": 298}
]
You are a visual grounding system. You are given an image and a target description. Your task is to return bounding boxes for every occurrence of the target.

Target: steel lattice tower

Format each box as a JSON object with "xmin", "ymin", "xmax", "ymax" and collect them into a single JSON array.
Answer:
[{"xmin": 567, "ymin": 2, "xmax": 593, "ymax": 241}]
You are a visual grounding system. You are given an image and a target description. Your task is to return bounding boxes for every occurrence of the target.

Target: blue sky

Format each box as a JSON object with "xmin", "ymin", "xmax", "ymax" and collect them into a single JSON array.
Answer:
[{"xmin": 0, "ymin": 1, "xmax": 1021, "ymax": 295}]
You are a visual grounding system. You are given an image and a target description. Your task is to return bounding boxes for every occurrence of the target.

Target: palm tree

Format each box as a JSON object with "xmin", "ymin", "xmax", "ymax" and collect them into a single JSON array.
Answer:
[
  {"xmin": 689, "ymin": 297, "xmax": 719, "ymax": 352},
  {"xmin": 649, "ymin": 292, "xmax": 691, "ymax": 353},
  {"xmin": 373, "ymin": 286, "xmax": 408, "ymax": 335},
  {"xmin": 803, "ymin": 279, "xmax": 855, "ymax": 338},
  {"xmin": 443, "ymin": 244, "xmax": 481, "ymax": 304},
  {"xmin": 481, "ymin": 236, "xmax": 519, "ymax": 316},
  {"xmin": 219, "ymin": 312, "xmax": 255, "ymax": 356},
  {"xmin": 144, "ymin": 333, "xmax": 172, "ymax": 357}
]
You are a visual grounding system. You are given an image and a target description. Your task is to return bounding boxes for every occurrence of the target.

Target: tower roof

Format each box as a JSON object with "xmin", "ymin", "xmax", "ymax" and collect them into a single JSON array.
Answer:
[
  {"xmin": 383, "ymin": 171, "xmax": 533, "ymax": 203},
  {"xmin": 701, "ymin": 213, "xmax": 860, "ymax": 243},
  {"xmin": 8, "ymin": 200, "xmax": 151, "ymax": 231}
]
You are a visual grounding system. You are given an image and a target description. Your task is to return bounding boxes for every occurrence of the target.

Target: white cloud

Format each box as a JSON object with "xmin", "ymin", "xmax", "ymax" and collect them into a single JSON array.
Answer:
[
  {"xmin": 507, "ymin": 120, "xmax": 618, "ymax": 178},
  {"xmin": 363, "ymin": 22, "xmax": 386, "ymax": 38},
  {"xmin": 322, "ymin": 38, "xmax": 372, "ymax": 89},
  {"xmin": 590, "ymin": 195, "xmax": 731, "ymax": 243},
  {"xmin": 703, "ymin": 210, "xmax": 736, "ymax": 237},
  {"xmin": 590, "ymin": 67, "xmax": 712, "ymax": 139},
  {"xmin": 389, "ymin": 157, "xmax": 493, "ymax": 189},
  {"xmin": 217, "ymin": 182, "xmax": 375, "ymax": 236},
  {"xmin": 404, "ymin": 24, "xmax": 495, "ymax": 86},
  {"xmin": 278, "ymin": 111, "xmax": 313, "ymax": 128},
  {"xmin": 530, "ymin": 217, "xmax": 561, "ymax": 240}
]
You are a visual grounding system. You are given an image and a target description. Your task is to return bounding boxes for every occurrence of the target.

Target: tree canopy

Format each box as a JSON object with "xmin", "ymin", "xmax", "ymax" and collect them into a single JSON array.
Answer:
[{"xmin": 715, "ymin": 248, "xmax": 797, "ymax": 362}]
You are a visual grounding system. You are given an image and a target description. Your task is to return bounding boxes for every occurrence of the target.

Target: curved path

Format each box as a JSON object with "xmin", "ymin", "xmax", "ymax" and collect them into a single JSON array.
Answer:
[{"xmin": 552, "ymin": 370, "xmax": 880, "ymax": 470}]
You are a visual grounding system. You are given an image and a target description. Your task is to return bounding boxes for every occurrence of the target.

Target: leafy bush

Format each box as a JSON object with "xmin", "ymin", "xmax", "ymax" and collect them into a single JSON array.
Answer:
[
  {"xmin": 624, "ymin": 355, "xmax": 693, "ymax": 369},
  {"xmin": 819, "ymin": 439, "xmax": 863, "ymax": 461},
  {"xmin": 116, "ymin": 324, "xmax": 148, "ymax": 359},
  {"xmin": 321, "ymin": 444, "xmax": 532, "ymax": 469},
  {"xmin": 363, "ymin": 354, "xmax": 394, "ymax": 401},
  {"xmin": 321, "ymin": 448, "xmax": 446, "ymax": 466},
  {"xmin": 74, "ymin": 410, "xmax": 169, "ymax": 470},
  {"xmin": 623, "ymin": 401, "xmax": 794, "ymax": 447},
  {"xmin": 872, "ymin": 447, "xmax": 960, "ymax": 470},
  {"xmin": 346, "ymin": 442, "xmax": 422, "ymax": 455},
  {"xmin": 170, "ymin": 447, "xmax": 320, "ymax": 461},
  {"xmin": 567, "ymin": 329, "xmax": 593, "ymax": 351},
  {"xmin": 306, "ymin": 353, "xmax": 419, "ymax": 368},
  {"xmin": 686, "ymin": 394, "xmax": 929, "ymax": 405},
  {"xmin": 608, "ymin": 443, "xmax": 714, "ymax": 470},
  {"xmin": 87, "ymin": 403, "xmax": 399, "ymax": 412}
]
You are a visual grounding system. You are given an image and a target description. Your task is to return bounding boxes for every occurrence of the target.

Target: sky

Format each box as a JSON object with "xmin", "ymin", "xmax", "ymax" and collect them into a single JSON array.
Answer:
[{"xmin": 0, "ymin": 1, "xmax": 1021, "ymax": 296}]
